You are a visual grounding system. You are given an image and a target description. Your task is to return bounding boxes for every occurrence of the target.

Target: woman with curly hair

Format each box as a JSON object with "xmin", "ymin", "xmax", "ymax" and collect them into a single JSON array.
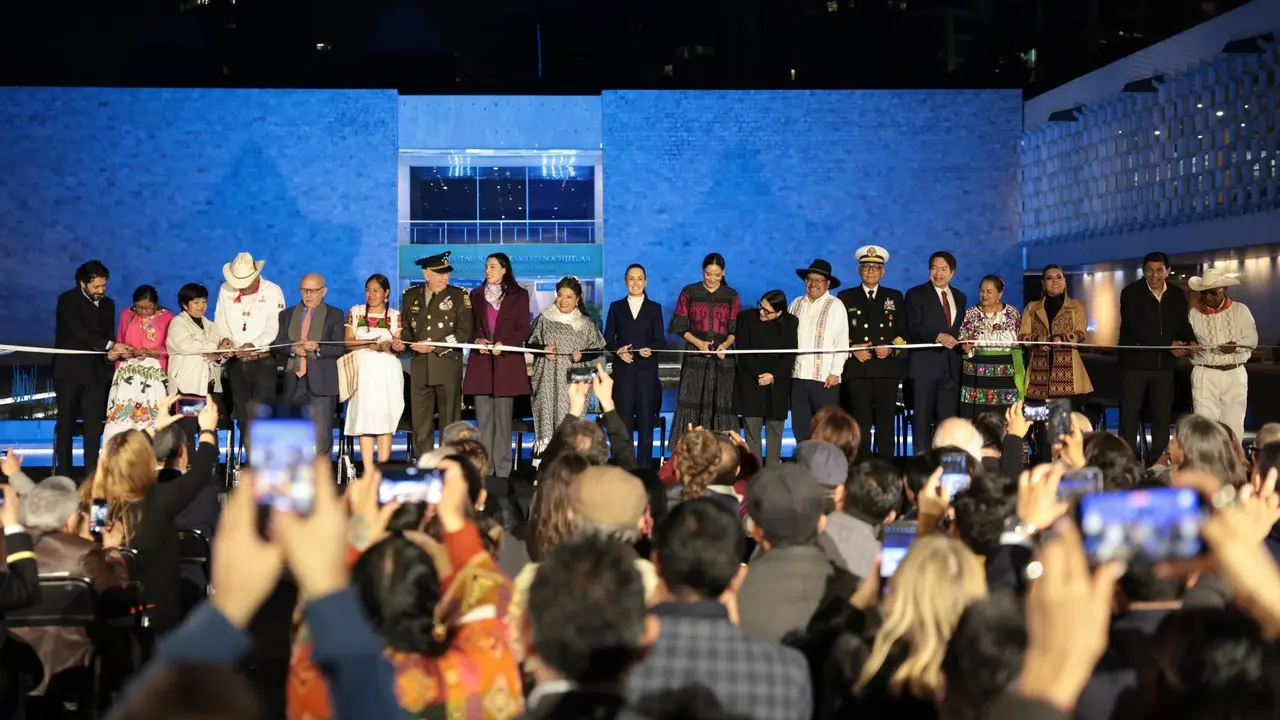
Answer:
[{"xmin": 668, "ymin": 429, "xmax": 741, "ymax": 516}]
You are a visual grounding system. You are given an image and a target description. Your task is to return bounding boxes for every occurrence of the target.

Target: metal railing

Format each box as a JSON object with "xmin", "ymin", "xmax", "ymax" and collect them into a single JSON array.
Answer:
[{"xmin": 401, "ymin": 220, "xmax": 597, "ymax": 245}]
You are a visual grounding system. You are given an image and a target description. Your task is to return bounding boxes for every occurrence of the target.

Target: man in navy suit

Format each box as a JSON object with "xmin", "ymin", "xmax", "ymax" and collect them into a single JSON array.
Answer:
[
  {"xmin": 272, "ymin": 273, "xmax": 348, "ymax": 459},
  {"xmin": 904, "ymin": 251, "xmax": 966, "ymax": 453}
]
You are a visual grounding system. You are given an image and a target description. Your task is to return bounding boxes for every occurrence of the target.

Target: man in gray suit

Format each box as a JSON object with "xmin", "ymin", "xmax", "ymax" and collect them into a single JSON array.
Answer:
[{"xmin": 273, "ymin": 273, "xmax": 348, "ymax": 458}]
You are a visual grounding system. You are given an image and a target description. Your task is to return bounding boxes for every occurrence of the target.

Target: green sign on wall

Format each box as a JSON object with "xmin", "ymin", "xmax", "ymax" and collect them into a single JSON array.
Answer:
[{"xmin": 398, "ymin": 243, "xmax": 603, "ymax": 280}]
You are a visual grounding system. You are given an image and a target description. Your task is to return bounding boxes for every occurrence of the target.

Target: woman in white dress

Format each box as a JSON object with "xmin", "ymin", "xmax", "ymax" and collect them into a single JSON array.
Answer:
[{"xmin": 344, "ymin": 273, "xmax": 406, "ymax": 465}]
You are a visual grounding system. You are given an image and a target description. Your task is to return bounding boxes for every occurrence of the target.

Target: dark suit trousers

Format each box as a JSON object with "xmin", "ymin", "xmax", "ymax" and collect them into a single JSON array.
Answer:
[
  {"xmin": 226, "ymin": 357, "xmax": 278, "ymax": 454},
  {"xmin": 411, "ymin": 380, "xmax": 461, "ymax": 458},
  {"xmin": 847, "ymin": 377, "xmax": 898, "ymax": 459},
  {"xmin": 282, "ymin": 372, "xmax": 337, "ymax": 458},
  {"xmin": 54, "ymin": 377, "xmax": 108, "ymax": 475},
  {"xmin": 911, "ymin": 373, "xmax": 959, "ymax": 453},
  {"xmin": 614, "ymin": 364, "xmax": 659, "ymax": 468},
  {"xmin": 791, "ymin": 379, "xmax": 840, "ymax": 442},
  {"xmin": 1119, "ymin": 367, "xmax": 1175, "ymax": 463}
]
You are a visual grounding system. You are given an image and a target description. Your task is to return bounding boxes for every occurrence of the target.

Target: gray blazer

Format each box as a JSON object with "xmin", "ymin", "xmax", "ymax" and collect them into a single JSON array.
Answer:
[{"xmin": 272, "ymin": 303, "xmax": 347, "ymax": 397}]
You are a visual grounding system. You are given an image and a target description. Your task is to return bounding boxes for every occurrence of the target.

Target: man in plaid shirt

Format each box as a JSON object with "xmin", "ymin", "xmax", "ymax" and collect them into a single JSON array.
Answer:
[{"xmin": 626, "ymin": 499, "xmax": 812, "ymax": 720}]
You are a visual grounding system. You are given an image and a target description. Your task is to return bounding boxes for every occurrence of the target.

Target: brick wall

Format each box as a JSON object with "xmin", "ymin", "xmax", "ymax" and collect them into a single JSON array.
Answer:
[
  {"xmin": 601, "ymin": 90, "xmax": 1024, "ymax": 320},
  {"xmin": 398, "ymin": 95, "xmax": 603, "ymax": 150},
  {"xmin": 0, "ymin": 87, "xmax": 397, "ymax": 347}
]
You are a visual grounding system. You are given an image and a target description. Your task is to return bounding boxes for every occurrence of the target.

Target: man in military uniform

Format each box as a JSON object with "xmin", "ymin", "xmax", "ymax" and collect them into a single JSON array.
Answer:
[
  {"xmin": 402, "ymin": 251, "xmax": 474, "ymax": 458},
  {"xmin": 837, "ymin": 245, "xmax": 907, "ymax": 459}
]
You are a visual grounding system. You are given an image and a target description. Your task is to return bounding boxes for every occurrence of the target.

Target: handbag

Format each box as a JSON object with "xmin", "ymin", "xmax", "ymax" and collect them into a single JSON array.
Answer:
[{"xmin": 338, "ymin": 350, "xmax": 360, "ymax": 403}]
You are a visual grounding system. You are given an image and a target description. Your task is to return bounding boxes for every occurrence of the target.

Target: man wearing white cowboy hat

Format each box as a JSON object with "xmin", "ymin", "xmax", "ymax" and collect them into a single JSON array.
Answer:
[
  {"xmin": 213, "ymin": 252, "xmax": 286, "ymax": 449},
  {"xmin": 1187, "ymin": 266, "xmax": 1257, "ymax": 441},
  {"xmin": 788, "ymin": 258, "xmax": 849, "ymax": 442}
]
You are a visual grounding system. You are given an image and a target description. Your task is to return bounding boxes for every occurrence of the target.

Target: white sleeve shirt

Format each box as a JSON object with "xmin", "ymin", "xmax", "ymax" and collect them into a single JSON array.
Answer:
[
  {"xmin": 789, "ymin": 293, "xmax": 849, "ymax": 382},
  {"xmin": 212, "ymin": 278, "xmax": 287, "ymax": 349},
  {"xmin": 1188, "ymin": 302, "xmax": 1258, "ymax": 367}
]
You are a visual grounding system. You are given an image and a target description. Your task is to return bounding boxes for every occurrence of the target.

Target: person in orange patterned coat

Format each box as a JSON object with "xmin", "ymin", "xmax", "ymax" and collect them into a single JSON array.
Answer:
[{"xmin": 286, "ymin": 457, "xmax": 522, "ymax": 720}]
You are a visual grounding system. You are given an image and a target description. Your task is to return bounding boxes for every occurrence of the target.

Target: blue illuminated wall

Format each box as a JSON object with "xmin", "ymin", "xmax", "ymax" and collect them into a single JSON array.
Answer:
[
  {"xmin": 0, "ymin": 87, "xmax": 397, "ymax": 347},
  {"xmin": 601, "ymin": 90, "xmax": 1024, "ymax": 313}
]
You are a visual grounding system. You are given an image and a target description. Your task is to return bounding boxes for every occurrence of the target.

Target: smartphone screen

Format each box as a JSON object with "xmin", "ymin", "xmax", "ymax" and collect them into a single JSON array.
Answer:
[
  {"xmin": 248, "ymin": 403, "xmax": 317, "ymax": 519},
  {"xmin": 176, "ymin": 395, "xmax": 207, "ymax": 417},
  {"xmin": 566, "ymin": 366, "xmax": 596, "ymax": 384},
  {"xmin": 379, "ymin": 467, "xmax": 444, "ymax": 506},
  {"xmin": 90, "ymin": 499, "xmax": 109, "ymax": 535},
  {"xmin": 1058, "ymin": 467, "xmax": 1102, "ymax": 501},
  {"xmin": 1023, "ymin": 404, "xmax": 1051, "ymax": 422},
  {"xmin": 940, "ymin": 452, "xmax": 969, "ymax": 499},
  {"xmin": 881, "ymin": 522, "xmax": 918, "ymax": 582},
  {"xmin": 1078, "ymin": 487, "xmax": 1206, "ymax": 563}
]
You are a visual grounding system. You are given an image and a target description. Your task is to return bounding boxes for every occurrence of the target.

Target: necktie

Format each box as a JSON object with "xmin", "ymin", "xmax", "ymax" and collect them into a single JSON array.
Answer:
[
  {"xmin": 941, "ymin": 290, "xmax": 952, "ymax": 327},
  {"xmin": 296, "ymin": 307, "xmax": 313, "ymax": 377},
  {"xmin": 868, "ymin": 289, "xmax": 875, "ymax": 301}
]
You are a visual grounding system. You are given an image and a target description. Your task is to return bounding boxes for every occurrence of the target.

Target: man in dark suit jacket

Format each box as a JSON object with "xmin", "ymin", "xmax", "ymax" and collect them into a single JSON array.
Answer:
[
  {"xmin": 272, "ymin": 273, "xmax": 347, "ymax": 459},
  {"xmin": 905, "ymin": 251, "xmax": 967, "ymax": 453},
  {"xmin": 838, "ymin": 245, "xmax": 908, "ymax": 459},
  {"xmin": 53, "ymin": 260, "xmax": 131, "ymax": 475}
]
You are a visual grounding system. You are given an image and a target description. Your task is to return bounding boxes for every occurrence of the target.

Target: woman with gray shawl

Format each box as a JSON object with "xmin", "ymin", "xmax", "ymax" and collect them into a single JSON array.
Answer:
[{"xmin": 526, "ymin": 276, "xmax": 606, "ymax": 457}]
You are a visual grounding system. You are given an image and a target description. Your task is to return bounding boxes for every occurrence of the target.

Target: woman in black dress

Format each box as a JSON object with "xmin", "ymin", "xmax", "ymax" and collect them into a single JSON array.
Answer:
[
  {"xmin": 669, "ymin": 253, "xmax": 740, "ymax": 447},
  {"xmin": 733, "ymin": 290, "xmax": 798, "ymax": 466}
]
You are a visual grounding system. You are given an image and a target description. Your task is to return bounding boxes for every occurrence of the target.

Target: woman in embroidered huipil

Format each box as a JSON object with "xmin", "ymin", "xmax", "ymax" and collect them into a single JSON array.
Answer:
[
  {"xmin": 104, "ymin": 285, "xmax": 174, "ymax": 443},
  {"xmin": 1019, "ymin": 264, "xmax": 1093, "ymax": 406},
  {"xmin": 669, "ymin": 253, "xmax": 740, "ymax": 447},
  {"xmin": 344, "ymin": 273, "xmax": 406, "ymax": 465},
  {"xmin": 957, "ymin": 275, "xmax": 1023, "ymax": 419},
  {"xmin": 525, "ymin": 276, "xmax": 606, "ymax": 457}
]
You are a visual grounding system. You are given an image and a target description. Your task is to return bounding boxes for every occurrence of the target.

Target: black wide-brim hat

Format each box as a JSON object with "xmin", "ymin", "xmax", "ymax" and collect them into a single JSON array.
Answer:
[{"xmin": 795, "ymin": 259, "xmax": 841, "ymax": 289}]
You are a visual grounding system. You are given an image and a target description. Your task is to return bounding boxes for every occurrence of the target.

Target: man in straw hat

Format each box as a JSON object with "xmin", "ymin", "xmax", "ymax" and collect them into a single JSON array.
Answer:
[
  {"xmin": 402, "ymin": 251, "xmax": 474, "ymax": 459},
  {"xmin": 213, "ymin": 252, "xmax": 286, "ymax": 450},
  {"xmin": 1187, "ymin": 266, "xmax": 1257, "ymax": 441},
  {"xmin": 837, "ymin": 245, "xmax": 907, "ymax": 459},
  {"xmin": 788, "ymin": 259, "xmax": 849, "ymax": 442}
]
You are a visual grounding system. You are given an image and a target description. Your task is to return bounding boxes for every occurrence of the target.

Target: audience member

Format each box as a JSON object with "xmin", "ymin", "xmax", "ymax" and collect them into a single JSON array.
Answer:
[
  {"xmin": 529, "ymin": 452, "xmax": 591, "ymax": 561},
  {"xmin": 628, "ymin": 499, "xmax": 812, "ymax": 720},
  {"xmin": 441, "ymin": 421, "xmax": 481, "ymax": 447},
  {"xmin": 793, "ymin": 440, "xmax": 855, "ymax": 572},
  {"xmin": 0, "ymin": 486, "xmax": 38, "ymax": 714},
  {"xmin": 833, "ymin": 457, "xmax": 902, "ymax": 580},
  {"xmin": 1254, "ymin": 422, "xmax": 1280, "ymax": 451},
  {"xmin": 940, "ymin": 593, "xmax": 1027, "ymax": 720},
  {"xmin": 931, "ymin": 418, "xmax": 984, "ymax": 464},
  {"xmin": 152, "ymin": 423, "xmax": 220, "ymax": 538},
  {"xmin": 1168, "ymin": 413, "xmax": 1246, "ymax": 488},
  {"xmin": 670, "ymin": 430, "xmax": 739, "ymax": 512},
  {"xmin": 808, "ymin": 406, "xmax": 861, "ymax": 465}
]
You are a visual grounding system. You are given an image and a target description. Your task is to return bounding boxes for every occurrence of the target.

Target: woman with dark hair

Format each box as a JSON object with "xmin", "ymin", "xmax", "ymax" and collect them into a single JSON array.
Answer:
[
  {"xmin": 104, "ymin": 285, "xmax": 175, "ymax": 441},
  {"xmin": 732, "ymin": 289, "xmax": 797, "ymax": 466},
  {"xmin": 670, "ymin": 253, "xmax": 741, "ymax": 447},
  {"xmin": 1019, "ymin": 264, "xmax": 1093, "ymax": 407},
  {"xmin": 464, "ymin": 253, "xmax": 532, "ymax": 479},
  {"xmin": 167, "ymin": 282, "xmax": 228, "ymax": 399},
  {"xmin": 603, "ymin": 263, "xmax": 666, "ymax": 468},
  {"xmin": 526, "ymin": 276, "xmax": 606, "ymax": 457},
  {"xmin": 957, "ymin": 274, "xmax": 1023, "ymax": 419},
  {"xmin": 344, "ymin": 273, "xmax": 406, "ymax": 465}
]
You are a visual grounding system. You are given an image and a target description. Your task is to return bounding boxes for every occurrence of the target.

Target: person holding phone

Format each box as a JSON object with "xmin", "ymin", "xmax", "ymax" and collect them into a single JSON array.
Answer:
[{"xmin": 525, "ymin": 276, "xmax": 605, "ymax": 458}]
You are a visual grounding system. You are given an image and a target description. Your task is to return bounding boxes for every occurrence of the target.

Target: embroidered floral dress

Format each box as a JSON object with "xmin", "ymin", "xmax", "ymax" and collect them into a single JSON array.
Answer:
[
  {"xmin": 104, "ymin": 308, "xmax": 174, "ymax": 444},
  {"xmin": 344, "ymin": 304, "xmax": 406, "ymax": 436},
  {"xmin": 957, "ymin": 303, "xmax": 1023, "ymax": 419}
]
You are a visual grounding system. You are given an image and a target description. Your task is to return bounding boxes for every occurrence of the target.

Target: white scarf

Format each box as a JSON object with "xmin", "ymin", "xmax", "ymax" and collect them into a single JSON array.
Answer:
[{"xmin": 541, "ymin": 304, "xmax": 586, "ymax": 330}]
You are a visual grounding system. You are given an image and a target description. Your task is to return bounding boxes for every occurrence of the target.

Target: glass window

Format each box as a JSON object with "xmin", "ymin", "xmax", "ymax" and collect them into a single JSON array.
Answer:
[
  {"xmin": 529, "ymin": 166, "xmax": 595, "ymax": 221},
  {"xmin": 410, "ymin": 166, "xmax": 476, "ymax": 221},
  {"xmin": 478, "ymin": 167, "xmax": 527, "ymax": 220}
]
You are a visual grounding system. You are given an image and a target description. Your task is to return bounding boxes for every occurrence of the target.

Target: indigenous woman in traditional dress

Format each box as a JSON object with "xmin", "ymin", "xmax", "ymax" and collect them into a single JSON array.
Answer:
[
  {"xmin": 957, "ymin": 275, "xmax": 1023, "ymax": 419},
  {"xmin": 603, "ymin": 263, "xmax": 666, "ymax": 468},
  {"xmin": 104, "ymin": 285, "xmax": 174, "ymax": 443},
  {"xmin": 669, "ymin": 253, "xmax": 740, "ymax": 447},
  {"xmin": 1019, "ymin": 264, "xmax": 1093, "ymax": 408},
  {"xmin": 344, "ymin": 273, "xmax": 406, "ymax": 465},
  {"xmin": 526, "ymin": 276, "xmax": 606, "ymax": 457}
]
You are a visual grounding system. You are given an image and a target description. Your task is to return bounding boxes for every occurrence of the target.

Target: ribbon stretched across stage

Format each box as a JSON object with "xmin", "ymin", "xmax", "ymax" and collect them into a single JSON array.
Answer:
[{"xmin": 0, "ymin": 339, "xmax": 1273, "ymax": 357}]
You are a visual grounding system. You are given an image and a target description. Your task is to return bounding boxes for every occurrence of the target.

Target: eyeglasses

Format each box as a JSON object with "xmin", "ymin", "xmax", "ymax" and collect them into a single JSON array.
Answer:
[
  {"xmin": 300, "ymin": 287, "xmax": 326, "ymax": 296},
  {"xmin": 133, "ymin": 304, "xmax": 158, "ymax": 314}
]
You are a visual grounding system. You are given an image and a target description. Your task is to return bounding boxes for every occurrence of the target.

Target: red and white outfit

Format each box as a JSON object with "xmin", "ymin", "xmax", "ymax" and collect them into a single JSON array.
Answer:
[{"xmin": 1188, "ymin": 298, "xmax": 1257, "ymax": 441}]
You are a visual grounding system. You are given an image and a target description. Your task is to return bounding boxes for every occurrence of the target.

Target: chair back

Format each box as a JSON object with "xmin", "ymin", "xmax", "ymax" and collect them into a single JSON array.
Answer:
[
  {"xmin": 178, "ymin": 529, "xmax": 210, "ymax": 566},
  {"xmin": 7, "ymin": 576, "xmax": 97, "ymax": 628}
]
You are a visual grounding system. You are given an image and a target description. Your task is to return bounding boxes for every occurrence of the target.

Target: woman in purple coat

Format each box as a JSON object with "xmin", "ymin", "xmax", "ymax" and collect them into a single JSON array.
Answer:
[
  {"xmin": 603, "ymin": 264, "xmax": 666, "ymax": 468},
  {"xmin": 463, "ymin": 253, "xmax": 532, "ymax": 479}
]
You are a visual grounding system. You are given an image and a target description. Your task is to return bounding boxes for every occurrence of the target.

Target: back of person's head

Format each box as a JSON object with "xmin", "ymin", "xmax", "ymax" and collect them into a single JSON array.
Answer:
[
  {"xmin": 569, "ymin": 466, "xmax": 649, "ymax": 546},
  {"xmin": 351, "ymin": 532, "xmax": 447, "ymax": 655},
  {"xmin": 810, "ymin": 406, "xmax": 861, "ymax": 464},
  {"xmin": 25, "ymin": 476, "xmax": 79, "ymax": 533},
  {"xmin": 933, "ymin": 419, "xmax": 984, "ymax": 462},
  {"xmin": 952, "ymin": 470, "xmax": 1016, "ymax": 558},
  {"xmin": 97, "ymin": 430, "xmax": 159, "ymax": 543},
  {"xmin": 1254, "ymin": 423, "xmax": 1280, "ymax": 451},
  {"xmin": 796, "ymin": 440, "xmax": 849, "ymax": 513},
  {"xmin": 903, "ymin": 451, "xmax": 943, "ymax": 504},
  {"xmin": 654, "ymin": 497, "xmax": 744, "ymax": 600},
  {"xmin": 527, "ymin": 536, "xmax": 648, "ymax": 684},
  {"xmin": 555, "ymin": 418, "xmax": 609, "ymax": 466},
  {"xmin": 746, "ymin": 464, "xmax": 825, "ymax": 548},
  {"xmin": 151, "ymin": 424, "xmax": 187, "ymax": 468},
  {"xmin": 844, "ymin": 457, "xmax": 901, "ymax": 522},
  {"xmin": 1255, "ymin": 443, "xmax": 1280, "ymax": 485},
  {"xmin": 112, "ymin": 662, "xmax": 264, "ymax": 720},
  {"xmin": 441, "ymin": 421, "xmax": 480, "ymax": 446},
  {"xmin": 711, "ymin": 435, "xmax": 741, "ymax": 486},
  {"xmin": 1118, "ymin": 562, "xmax": 1184, "ymax": 606},
  {"xmin": 940, "ymin": 593, "xmax": 1027, "ymax": 720},
  {"xmin": 532, "ymin": 452, "xmax": 591, "ymax": 558},
  {"xmin": 971, "ymin": 413, "xmax": 1005, "ymax": 455},
  {"xmin": 1173, "ymin": 414, "xmax": 1246, "ymax": 488},
  {"xmin": 1219, "ymin": 421, "xmax": 1248, "ymax": 468},
  {"xmin": 1071, "ymin": 411, "xmax": 1094, "ymax": 434},
  {"xmin": 1148, "ymin": 607, "xmax": 1280, "ymax": 719},
  {"xmin": 858, "ymin": 535, "xmax": 987, "ymax": 700},
  {"xmin": 1083, "ymin": 432, "xmax": 1145, "ymax": 490},
  {"xmin": 674, "ymin": 429, "xmax": 723, "ymax": 501},
  {"xmin": 445, "ymin": 437, "xmax": 490, "ymax": 478}
]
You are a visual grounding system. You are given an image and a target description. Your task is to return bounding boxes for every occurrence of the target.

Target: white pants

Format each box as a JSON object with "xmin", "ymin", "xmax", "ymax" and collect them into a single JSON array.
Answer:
[{"xmin": 1191, "ymin": 365, "xmax": 1248, "ymax": 441}]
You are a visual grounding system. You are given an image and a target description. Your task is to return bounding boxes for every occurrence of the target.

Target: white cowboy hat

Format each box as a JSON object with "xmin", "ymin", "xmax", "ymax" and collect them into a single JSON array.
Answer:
[
  {"xmin": 222, "ymin": 252, "xmax": 266, "ymax": 290},
  {"xmin": 1188, "ymin": 267, "xmax": 1241, "ymax": 292}
]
